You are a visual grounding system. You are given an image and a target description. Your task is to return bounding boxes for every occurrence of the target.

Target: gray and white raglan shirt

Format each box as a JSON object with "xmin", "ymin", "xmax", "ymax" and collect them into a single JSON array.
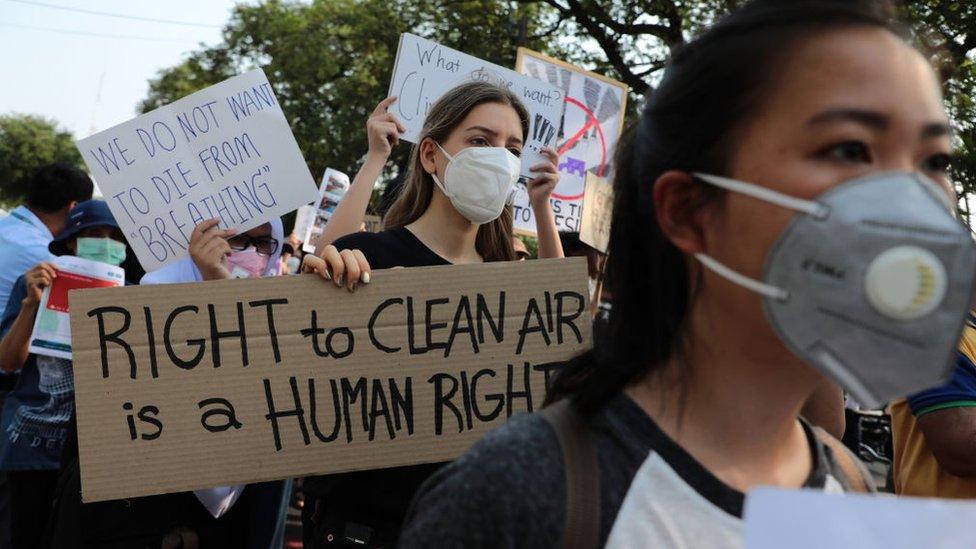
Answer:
[{"xmin": 400, "ymin": 393, "xmax": 870, "ymax": 548}]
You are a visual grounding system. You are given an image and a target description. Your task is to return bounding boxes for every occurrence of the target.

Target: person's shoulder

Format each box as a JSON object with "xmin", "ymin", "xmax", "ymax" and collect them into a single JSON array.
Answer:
[
  {"xmin": 1, "ymin": 275, "xmax": 29, "ymax": 327},
  {"xmin": 332, "ymin": 229, "xmax": 413, "ymax": 268},
  {"xmin": 459, "ymin": 409, "xmax": 562, "ymax": 470},
  {"xmin": 430, "ymin": 411, "xmax": 563, "ymax": 493},
  {"xmin": 332, "ymin": 230, "xmax": 388, "ymax": 251},
  {"xmin": 0, "ymin": 239, "xmax": 51, "ymax": 270},
  {"xmin": 400, "ymin": 412, "xmax": 564, "ymax": 548}
]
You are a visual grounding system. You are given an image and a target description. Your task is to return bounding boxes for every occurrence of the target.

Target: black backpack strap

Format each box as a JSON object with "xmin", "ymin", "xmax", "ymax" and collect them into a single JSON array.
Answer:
[{"xmin": 539, "ymin": 399, "xmax": 601, "ymax": 549}]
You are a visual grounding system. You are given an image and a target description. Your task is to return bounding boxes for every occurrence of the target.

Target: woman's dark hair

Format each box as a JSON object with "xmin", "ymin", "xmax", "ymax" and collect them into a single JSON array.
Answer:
[{"xmin": 549, "ymin": 0, "xmax": 907, "ymax": 413}]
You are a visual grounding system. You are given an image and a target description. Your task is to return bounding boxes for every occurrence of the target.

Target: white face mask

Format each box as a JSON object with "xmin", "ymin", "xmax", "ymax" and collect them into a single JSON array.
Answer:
[{"xmin": 431, "ymin": 143, "xmax": 521, "ymax": 225}]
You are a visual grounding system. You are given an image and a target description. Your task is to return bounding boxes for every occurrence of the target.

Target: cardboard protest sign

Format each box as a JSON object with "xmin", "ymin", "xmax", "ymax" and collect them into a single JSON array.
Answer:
[
  {"xmin": 29, "ymin": 256, "xmax": 124, "ymax": 359},
  {"xmin": 579, "ymin": 173, "xmax": 613, "ymax": 254},
  {"xmin": 745, "ymin": 488, "xmax": 976, "ymax": 549},
  {"xmin": 514, "ymin": 48, "xmax": 628, "ymax": 234},
  {"xmin": 302, "ymin": 168, "xmax": 351, "ymax": 254},
  {"xmin": 70, "ymin": 258, "xmax": 590, "ymax": 502},
  {"xmin": 388, "ymin": 33, "xmax": 565, "ymax": 184},
  {"xmin": 76, "ymin": 69, "xmax": 318, "ymax": 272}
]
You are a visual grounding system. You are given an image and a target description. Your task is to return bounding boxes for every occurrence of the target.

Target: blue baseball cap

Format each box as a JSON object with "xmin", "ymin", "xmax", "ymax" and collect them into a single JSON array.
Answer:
[{"xmin": 49, "ymin": 200, "xmax": 122, "ymax": 256}]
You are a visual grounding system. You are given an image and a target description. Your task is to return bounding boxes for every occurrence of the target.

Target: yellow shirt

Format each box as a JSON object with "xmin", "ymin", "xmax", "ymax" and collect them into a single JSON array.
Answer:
[{"xmin": 891, "ymin": 316, "xmax": 976, "ymax": 498}]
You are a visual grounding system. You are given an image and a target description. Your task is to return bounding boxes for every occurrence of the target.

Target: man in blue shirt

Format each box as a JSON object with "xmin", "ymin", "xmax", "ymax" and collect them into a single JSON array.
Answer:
[
  {"xmin": 0, "ymin": 163, "xmax": 91, "ymax": 548},
  {"xmin": 0, "ymin": 163, "xmax": 93, "ymax": 315}
]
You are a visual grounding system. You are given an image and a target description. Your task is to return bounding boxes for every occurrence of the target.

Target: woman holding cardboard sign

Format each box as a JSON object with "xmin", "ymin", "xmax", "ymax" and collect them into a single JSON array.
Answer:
[
  {"xmin": 396, "ymin": 0, "xmax": 976, "ymax": 547},
  {"xmin": 300, "ymin": 81, "xmax": 563, "ymax": 547}
]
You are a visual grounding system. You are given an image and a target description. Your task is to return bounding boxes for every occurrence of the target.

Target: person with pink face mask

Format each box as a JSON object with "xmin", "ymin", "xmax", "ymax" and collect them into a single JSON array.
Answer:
[
  {"xmin": 135, "ymin": 217, "xmax": 287, "ymax": 547},
  {"xmin": 140, "ymin": 218, "xmax": 284, "ymax": 284}
]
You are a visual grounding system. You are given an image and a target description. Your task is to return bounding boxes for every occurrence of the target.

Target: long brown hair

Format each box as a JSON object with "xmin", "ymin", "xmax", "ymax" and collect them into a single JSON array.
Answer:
[{"xmin": 383, "ymin": 81, "xmax": 530, "ymax": 262}]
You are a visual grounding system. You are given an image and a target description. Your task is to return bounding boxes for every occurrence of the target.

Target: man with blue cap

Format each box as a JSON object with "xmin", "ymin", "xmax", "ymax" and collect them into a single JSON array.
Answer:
[{"xmin": 0, "ymin": 200, "xmax": 129, "ymax": 549}]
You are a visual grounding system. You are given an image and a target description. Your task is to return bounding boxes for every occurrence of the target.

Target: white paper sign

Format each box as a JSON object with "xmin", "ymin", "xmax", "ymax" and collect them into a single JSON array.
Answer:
[
  {"xmin": 302, "ymin": 168, "xmax": 351, "ymax": 253},
  {"xmin": 28, "ymin": 256, "xmax": 124, "ymax": 359},
  {"xmin": 76, "ymin": 69, "xmax": 318, "ymax": 272},
  {"xmin": 388, "ymin": 34, "xmax": 565, "ymax": 185},
  {"xmin": 292, "ymin": 204, "xmax": 316, "ymax": 246},
  {"xmin": 514, "ymin": 49, "xmax": 628, "ymax": 234},
  {"xmin": 745, "ymin": 488, "xmax": 976, "ymax": 549}
]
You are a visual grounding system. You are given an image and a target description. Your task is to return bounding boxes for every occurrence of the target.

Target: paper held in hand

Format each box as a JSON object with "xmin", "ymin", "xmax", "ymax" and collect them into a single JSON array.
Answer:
[
  {"xmin": 302, "ymin": 168, "xmax": 351, "ymax": 254},
  {"xmin": 744, "ymin": 487, "xmax": 976, "ymax": 549},
  {"xmin": 76, "ymin": 68, "xmax": 318, "ymax": 272},
  {"xmin": 28, "ymin": 255, "xmax": 125, "ymax": 360},
  {"xmin": 580, "ymin": 173, "xmax": 613, "ymax": 254}
]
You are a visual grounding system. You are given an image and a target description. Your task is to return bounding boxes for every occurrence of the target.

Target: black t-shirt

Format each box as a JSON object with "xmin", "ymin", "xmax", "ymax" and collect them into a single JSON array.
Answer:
[
  {"xmin": 303, "ymin": 227, "xmax": 450, "ymax": 547},
  {"xmin": 332, "ymin": 227, "xmax": 450, "ymax": 269}
]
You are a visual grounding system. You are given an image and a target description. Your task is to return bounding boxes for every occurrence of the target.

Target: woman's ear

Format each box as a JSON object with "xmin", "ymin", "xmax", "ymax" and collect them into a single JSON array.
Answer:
[
  {"xmin": 419, "ymin": 138, "xmax": 439, "ymax": 177},
  {"xmin": 653, "ymin": 170, "xmax": 713, "ymax": 256}
]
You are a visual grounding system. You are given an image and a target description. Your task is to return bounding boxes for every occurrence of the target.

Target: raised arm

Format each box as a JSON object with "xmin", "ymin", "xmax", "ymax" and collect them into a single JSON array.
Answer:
[
  {"xmin": 315, "ymin": 97, "xmax": 405, "ymax": 251},
  {"xmin": 526, "ymin": 148, "xmax": 564, "ymax": 259}
]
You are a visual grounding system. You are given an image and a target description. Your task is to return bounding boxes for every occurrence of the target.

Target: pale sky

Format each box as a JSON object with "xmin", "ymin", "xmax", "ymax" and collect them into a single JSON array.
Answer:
[{"xmin": 0, "ymin": 0, "xmax": 240, "ymax": 138}]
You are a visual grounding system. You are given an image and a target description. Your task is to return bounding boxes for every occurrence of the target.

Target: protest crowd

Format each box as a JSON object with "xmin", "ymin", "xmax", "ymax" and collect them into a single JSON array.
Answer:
[{"xmin": 2, "ymin": 0, "xmax": 976, "ymax": 547}]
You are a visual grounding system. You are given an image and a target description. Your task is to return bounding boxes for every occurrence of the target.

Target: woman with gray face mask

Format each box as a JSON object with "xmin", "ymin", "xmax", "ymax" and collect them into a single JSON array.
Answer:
[{"xmin": 396, "ymin": 1, "xmax": 975, "ymax": 548}]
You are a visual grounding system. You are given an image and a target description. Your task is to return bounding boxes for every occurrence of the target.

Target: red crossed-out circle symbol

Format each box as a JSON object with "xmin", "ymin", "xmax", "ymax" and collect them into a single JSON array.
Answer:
[{"xmin": 552, "ymin": 96, "xmax": 608, "ymax": 201}]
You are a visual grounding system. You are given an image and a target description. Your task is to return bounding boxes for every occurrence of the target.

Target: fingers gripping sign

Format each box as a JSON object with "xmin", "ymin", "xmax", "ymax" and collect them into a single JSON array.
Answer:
[
  {"xmin": 526, "ymin": 147, "xmax": 561, "ymax": 208},
  {"xmin": 24, "ymin": 262, "xmax": 58, "ymax": 307},
  {"xmin": 303, "ymin": 245, "xmax": 372, "ymax": 293}
]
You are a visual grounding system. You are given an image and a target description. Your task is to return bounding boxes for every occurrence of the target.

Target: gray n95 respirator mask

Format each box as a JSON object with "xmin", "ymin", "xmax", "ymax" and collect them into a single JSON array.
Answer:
[{"xmin": 693, "ymin": 172, "xmax": 976, "ymax": 408}]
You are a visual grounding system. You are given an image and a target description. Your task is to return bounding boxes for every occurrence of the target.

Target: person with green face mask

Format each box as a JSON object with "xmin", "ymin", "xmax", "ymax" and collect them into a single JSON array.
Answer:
[{"xmin": 0, "ymin": 200, "xmax": 130, "ymax": 549}]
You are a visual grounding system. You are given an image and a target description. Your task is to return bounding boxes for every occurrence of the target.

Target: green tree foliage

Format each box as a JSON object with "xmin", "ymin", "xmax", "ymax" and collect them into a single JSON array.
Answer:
[
  {"xmin": 141, "ymin": 0, "xmax": 558, "ymax": 185},
  {"xmin": 901, "ymin": 1, "xmax": 976, "ymax": 218},
  {"xmin": 0, "ymin": 114, "xmax": 84, "ymax": 207},
  {"xmin": 527, "ymin": 0, "xmax": 976, "ymax": 216},
  {"xmin": 143, "ymin": 0, "xmax": 976, "ymax": 216}
]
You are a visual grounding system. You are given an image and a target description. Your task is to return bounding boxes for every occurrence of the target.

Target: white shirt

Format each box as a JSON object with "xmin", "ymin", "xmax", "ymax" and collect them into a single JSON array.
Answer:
[
  {"xmin": 0, "ymin": 206, "xmax": 54, "ymax": 315},
  {"xmin": 605, "ymin": 452, "xmax": 845, "ymax": 549}
]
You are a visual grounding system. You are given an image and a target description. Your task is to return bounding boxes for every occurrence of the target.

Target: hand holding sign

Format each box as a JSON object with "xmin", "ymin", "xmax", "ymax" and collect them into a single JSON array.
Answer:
[
  {"xmin": 525, "ymin": 148, "xmax": 560, "ymax": 209},
  {"xmin": 24, "ymin": 262, "xmax": 57, "ymax": 307},
  {"xmin": 366, "ymin": 97, "xmax": 407, "ymax": 159},
  {"xmin": 304, "ymin": 245, "xmax": 372, "ymax": 292},
  {"xmin": 29, "ymin": 256, "xmax": 124, "ymax": 359},
  {"xmin": 188, "ymin": 219, "xmax": 236, "ymax": 281}
]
